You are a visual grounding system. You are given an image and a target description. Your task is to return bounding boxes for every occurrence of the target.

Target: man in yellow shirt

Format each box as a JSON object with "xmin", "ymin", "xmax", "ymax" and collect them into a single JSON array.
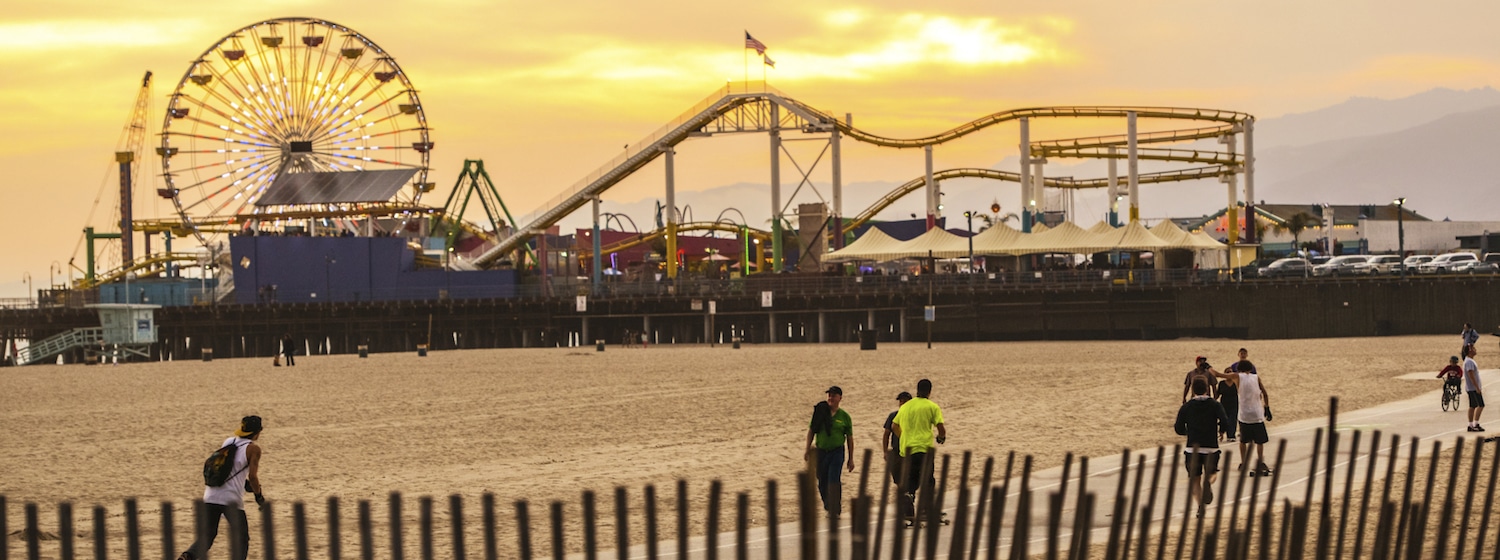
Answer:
[{"xmin": 892, "ymin": 379, "xmax": 945, "ymax": 520}]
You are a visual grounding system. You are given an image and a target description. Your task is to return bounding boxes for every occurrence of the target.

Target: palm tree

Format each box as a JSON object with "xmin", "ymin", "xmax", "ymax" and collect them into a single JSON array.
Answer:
[
  {"xmin": 1274, "ymin": 211, "xmax": 1322, "ymax": 254},
  {"xmin": 977, "ymin": 201, "xmax": 1020, "ymax": 232}
]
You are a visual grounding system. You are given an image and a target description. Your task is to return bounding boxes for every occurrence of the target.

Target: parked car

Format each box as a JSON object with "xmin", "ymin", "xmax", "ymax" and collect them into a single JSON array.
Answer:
[
  {"xmin": 1235, "ymin": 257, "xmax": 1280, "ymax": 279},
  {"xmin": 1259, "ymin": 257, "xmax": 1312, "ymax": 278},
  {"xmin": 1398, "ymin": 255, "xmax": 1434, "ymax": 274},
  {"xmin": 1312, "ymin": 255, "xmax": 1369, "ymax": 277},
  {"xmin": 1418, "ymin": 252, "xmax": 1480, "ymax": 274},
  {"xmin": 1309, "ymin": 256, "xmax": 1331, "ymax": 266},
  {"xmin": 1356, "ymin": 255, "xmax": 1403, "ymax": 275}
]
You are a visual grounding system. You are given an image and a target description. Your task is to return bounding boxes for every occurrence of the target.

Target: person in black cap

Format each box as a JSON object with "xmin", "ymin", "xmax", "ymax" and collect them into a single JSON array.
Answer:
[
  {"xmin": 805, "ymin": 386, "xmax": 854, "ymax": 518},
  {"xmin": 883, "ymin": 391, "xmax": 913, "ymax": 488},
  {"xmin": 181, "ymin": 416, "xmax": 266, "ymax": 560}
]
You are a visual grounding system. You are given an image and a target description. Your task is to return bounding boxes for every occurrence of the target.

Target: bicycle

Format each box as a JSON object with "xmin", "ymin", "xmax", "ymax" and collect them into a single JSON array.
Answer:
[{"xmin": 1442, "ymin": 381, "xmax": 1463, "ymax": 412}]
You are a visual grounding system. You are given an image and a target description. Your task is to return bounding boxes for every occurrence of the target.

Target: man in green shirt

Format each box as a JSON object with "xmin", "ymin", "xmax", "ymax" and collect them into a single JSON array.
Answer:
[
  {"xmin": 805, "ymin": 386, "xmax": 854, "ymax": 518},
  {"xmin": 892, "ymin": 378, "xmax": 945, "ymax": 520}
]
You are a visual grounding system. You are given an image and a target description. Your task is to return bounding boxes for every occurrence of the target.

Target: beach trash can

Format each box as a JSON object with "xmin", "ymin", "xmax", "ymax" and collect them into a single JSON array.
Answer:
[
  {"xmin": 358, "ymin": 344, "xmax": 369, "ymax": 358},
  {"xmin": 859, "ymin": 329, "xmax": 878, "ymax": 351},
  {"xmin": 201, "ymin": 348, "xmax": 214, "ymax": 362},
  {"xmin": 595, "ymin": 340, "xmax": 605, "ymax": 352},
  {"xmin": 732, "ymin": 336, "xmax": 741, "ymax": 349},
  {"xmin": 416, "ymin": 344, "xmax": 428, "ymax": 357}
]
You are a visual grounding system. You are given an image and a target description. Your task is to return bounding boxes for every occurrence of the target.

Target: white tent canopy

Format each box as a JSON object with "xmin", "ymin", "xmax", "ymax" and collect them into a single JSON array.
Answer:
[{"xmin": 826, "ymin": 220, "xmax": 1225, "ymax": 262}]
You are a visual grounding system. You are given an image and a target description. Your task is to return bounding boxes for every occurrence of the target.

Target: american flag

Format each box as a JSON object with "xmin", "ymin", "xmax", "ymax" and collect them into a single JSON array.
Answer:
[
  {"xmin": 744, "ymin": 32, "xmax": 767, "ymax": 55},
  {"xmin": 763, "ymin": 54, "xmax": 775, "ymax": 68}
]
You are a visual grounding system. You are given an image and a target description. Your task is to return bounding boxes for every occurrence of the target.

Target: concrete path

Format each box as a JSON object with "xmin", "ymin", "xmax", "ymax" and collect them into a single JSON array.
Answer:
[{"xmin": 589, "ymin": 370, "xmax": 1497, "ymax": 560}]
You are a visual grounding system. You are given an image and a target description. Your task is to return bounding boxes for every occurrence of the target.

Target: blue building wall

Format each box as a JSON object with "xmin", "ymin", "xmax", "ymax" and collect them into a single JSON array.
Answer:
[{"xmin": 230, "ymin": 237, "xmax": 517, "ymax": 304}]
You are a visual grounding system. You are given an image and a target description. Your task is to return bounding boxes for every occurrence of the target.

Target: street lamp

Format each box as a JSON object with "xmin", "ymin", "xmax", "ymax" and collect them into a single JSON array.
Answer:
[
  {"xmin": 963, "ymin": 211, "xmax": 976, "ymax": 272},
  {"xmin": 1394, "ymin": 197, "xmax": 1406, "ymax": 278},
  {"xmin": 49, "ymin": 261, "xmax": 62, "ymax": 289},
  {"xmin": 324, "ymin": 256, "xmax": 336, "ymax": 300},
  {"xmin": 21, "ymin": 272, "xmax": 32, "ymax": 304}
]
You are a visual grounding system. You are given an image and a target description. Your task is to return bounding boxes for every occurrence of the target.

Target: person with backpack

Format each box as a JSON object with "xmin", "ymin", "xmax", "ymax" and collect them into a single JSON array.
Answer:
[{"xmin": 180, "ymin": 416, "xmax": 266, "ymax": 560}]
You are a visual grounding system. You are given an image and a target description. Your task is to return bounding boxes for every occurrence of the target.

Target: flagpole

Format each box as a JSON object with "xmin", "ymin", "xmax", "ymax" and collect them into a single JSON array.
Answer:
[{"xmin": 742, "ymin": 47, "xmax": 747, "ymax": 90}]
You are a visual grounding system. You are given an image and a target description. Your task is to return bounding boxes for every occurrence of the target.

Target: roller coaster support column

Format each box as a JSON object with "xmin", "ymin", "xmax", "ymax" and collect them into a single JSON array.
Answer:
[
  {"xmin": 1127, "ymin": 111, "xmax": 1140, "ymax": 222},
  {"xmin": 1243, "ymin": 117, "xmax": 1257, "ymax": 244},
  {"xmin": 770, "ymin": 104, "xmax": 783, "ymax": 272},
  {"xmin": 1222, "ymin": 133, "xmax": 1239, "ymax": 245},
  {"xmin": 1032, "ymin": 159, "xmax": 1046, "ymax": 223},
  {"xmin": 664, "ymin": 146, "xmax": 678, "ymax": 280},
  {"xmin": 1019, "ymin": 118, "xmax": 1032, "ymax": 232},
  {"xmin": 591, "ymin": 197, "xmax": 602, "ymax": 293},
  {"xmin": 831, "ymin": 118, "xmax": 844, "ymax": 249},
  {"xmin": 925, "ymin": 145, "xmax": 937, "ymax": 230},
  {"xmin": 1107, "ymin": 148, "xmax": 1120, "ymax": 227}
]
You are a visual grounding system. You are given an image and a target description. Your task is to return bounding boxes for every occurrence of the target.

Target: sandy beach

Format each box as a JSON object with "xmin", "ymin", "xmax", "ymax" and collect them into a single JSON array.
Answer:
[{"xmin": 0, "ymin": 335, "xmax": 1474, "ymax": 558}]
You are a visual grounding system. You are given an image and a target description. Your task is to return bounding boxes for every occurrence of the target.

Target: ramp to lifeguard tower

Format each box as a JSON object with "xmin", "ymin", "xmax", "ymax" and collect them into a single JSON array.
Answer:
[{"xmin": 18, "ymin": 328, "xmax": 105, "ymax": 366}]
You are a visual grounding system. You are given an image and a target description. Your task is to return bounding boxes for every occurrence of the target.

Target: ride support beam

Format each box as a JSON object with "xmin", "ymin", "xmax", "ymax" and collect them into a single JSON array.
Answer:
[
  {"xmin": 1019, "ymin": 117, "xmax": 1032, "ymax": 232},
  {"xmin": 770, "ymin": 104, "xmax": 783, "ymax": 273},
  {"xmin": 1127, "ymin": 112, "xmax": 1140, "ymax": 222},
  {"xmin": 831, "ymin": 119, "xmax": 844, "ymax": 249},
  {"xmin": 664, "ymin": 146, "xmax": 678, "ymax": 280},
  {"xmin": 591, "ymin": 197, "xmax": 602, "ymax": 292},
  {"xmin": 925, "ymin": 145, "xmax": 936, "ymax": 230},
  {"xmin": 116, "ymin": 152, "xmax": 135, "ymax": 265},
  {"xmin": 1107, "ymin": 148, "xmax": 1119, "ymax": 226},
  {"xmin": 1244, "ymin": 117, "xmax": 1257, "ymax": 244}
]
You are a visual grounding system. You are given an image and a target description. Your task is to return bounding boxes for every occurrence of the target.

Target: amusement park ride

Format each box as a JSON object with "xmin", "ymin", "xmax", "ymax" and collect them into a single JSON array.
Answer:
[{"xmin": 73, "ymin": 17, "xmax": 1260, "ymax": 303}]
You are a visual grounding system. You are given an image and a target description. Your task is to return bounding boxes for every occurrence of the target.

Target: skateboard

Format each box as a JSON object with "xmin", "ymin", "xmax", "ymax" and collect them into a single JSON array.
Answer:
[
  {"xmin": 1483, "ymin": 436, "xmax": 1499, "ymax": 443},
  {"xmin": 903, "ymin": 512, "xmax": 950, "ymax": 528},
  {"xmin": 1247, "ymin": 468, "xmax": 1275, "ymax": 477}
]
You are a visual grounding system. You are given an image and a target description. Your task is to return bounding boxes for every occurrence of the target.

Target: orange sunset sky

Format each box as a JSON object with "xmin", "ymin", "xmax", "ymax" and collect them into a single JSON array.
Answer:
[{"xmin": 2, "ymin": 0, "xmax": 1499, "ymax": 296}]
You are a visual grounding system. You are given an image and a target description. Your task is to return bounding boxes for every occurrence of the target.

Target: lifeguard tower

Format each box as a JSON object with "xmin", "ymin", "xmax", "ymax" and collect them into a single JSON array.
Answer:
[{"xmin": 17, "ymin": 303, "xmax": 161, "ymax": 365}]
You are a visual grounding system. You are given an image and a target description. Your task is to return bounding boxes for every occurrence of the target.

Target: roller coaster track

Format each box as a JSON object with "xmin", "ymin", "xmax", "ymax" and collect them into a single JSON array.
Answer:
[
  {"xmin": 844, "ymin": 166, "xmax": 1229, "ymax": 235},
  {"xmin": 476, "ymin": 83, "xmax": 1251, "ymax": 266},
  {"xmin": 575, "ymin": 222, "xmax": 772, "ymax": 261},
  {"xmin": 78, "ymin": 252, "xmax": 205, "ymax": 289}
]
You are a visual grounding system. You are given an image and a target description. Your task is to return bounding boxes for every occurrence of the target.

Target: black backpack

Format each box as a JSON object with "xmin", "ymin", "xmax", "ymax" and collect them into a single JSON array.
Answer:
[{"xmin": 203, "ymin": 441, "xmax": 249, "ymax": 487}]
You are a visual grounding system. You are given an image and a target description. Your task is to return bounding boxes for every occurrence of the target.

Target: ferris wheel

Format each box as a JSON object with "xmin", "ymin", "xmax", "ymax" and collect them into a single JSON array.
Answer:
[{"xmin": 158, "ymin": 17, "xmax": 433, "ymax": 245}]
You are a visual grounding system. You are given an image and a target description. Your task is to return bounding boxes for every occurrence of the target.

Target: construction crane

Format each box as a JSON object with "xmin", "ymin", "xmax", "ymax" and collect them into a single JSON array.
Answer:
[{"xmin": 73, "ymin": 71, "xmax": 152, "ymax": 286}]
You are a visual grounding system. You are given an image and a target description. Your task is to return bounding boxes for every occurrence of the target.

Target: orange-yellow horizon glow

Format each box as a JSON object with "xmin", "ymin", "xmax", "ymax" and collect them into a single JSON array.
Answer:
[{"xmin": 2, "ymin": 0, "xmax": 1499, "ymax": 294}]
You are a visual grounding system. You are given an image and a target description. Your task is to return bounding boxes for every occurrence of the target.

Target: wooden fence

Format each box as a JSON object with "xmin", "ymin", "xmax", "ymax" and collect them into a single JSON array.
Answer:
[{"xmin": 5, "ymin": 404, "xmax": 1498, "ymax": 560}]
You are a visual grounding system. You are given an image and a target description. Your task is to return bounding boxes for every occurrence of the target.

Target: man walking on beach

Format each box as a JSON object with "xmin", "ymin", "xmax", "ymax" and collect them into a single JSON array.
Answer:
[
  {"xmin": 1465, "ymin": 345, "xmax": 1485, "ymax": 432},
  {"xmin": 1175, "ymin": 377, "xmax": 1230, "ymax": 514},
  {"xmin": 1217, "ymin": 349, "xmax": 1271, "ymax": 473},
  {"xmin": 892, "ymin": 379, "xmax": 946, "ymax": 521},
  {"xmin": 883, "ymin": 391, "xmax": 913, "ymax": 488},
  {"xmin": 180, "ymin": 416, "xmax": 267, "ymax": 560},
  {"xmin": 279, "ymin": 333, "xmax": 296, "ymax": 367},
  {"xmin": 805, "ymin": 386, "xmax": 854, "ymax": 518},
  {"xmin": 1464, "ymin": 323, "xmax": 1481, "ymax": 357}
]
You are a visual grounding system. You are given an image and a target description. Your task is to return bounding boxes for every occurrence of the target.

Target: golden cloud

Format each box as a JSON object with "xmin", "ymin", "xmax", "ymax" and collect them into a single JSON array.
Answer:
[{"xmin": 0, "ymin": 19, "xmax": 205, "ymax": 53}]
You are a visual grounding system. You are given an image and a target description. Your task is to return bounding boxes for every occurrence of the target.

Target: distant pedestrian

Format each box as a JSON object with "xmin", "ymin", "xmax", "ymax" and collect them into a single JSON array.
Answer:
[
  {"xmin": 279, "ymin": 333, "xmax": 296, "ymax": 366},
  {"xmin": 1211, "ymin": 357, "xmax": 1239, "ymax": 443},
  {"xmin": 892, "ymin": 379, "xmax": 946, "ymax": 521},
  {"xmin": 804, "ymin": 386, "xmax": 854, "ymax": 518},
  {"xmin": 1183, "ymin": 356, "xmax": 1218, "ymax": 403},
  {"xmin": 1175, "ymin": 377, "xmax": 1230, "ymax": 515},
  {"xmin": 883, "ymin": 392, "xmax": 913, "ymax": 488},
  {"xmin": 1465, "ymin": 345, "xmax": 1485, "ymax": 432},
  {"xmin": 1463, "ymin": 323, "xmax": 1481, "ymax": 357},
  {"xmin": 179, "ymin": 416, "xmax": 267, "ymax": 560}
]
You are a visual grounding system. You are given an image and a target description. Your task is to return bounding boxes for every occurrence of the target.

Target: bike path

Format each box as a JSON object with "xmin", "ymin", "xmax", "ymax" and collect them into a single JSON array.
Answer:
[{"xmin": 593, "ymin": 370, "xmax": 1497, "ymax": 560}]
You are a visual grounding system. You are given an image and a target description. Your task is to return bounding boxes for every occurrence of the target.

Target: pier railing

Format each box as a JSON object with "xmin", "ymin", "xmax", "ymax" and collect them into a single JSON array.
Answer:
[{"xmin": 5, "ymin": 403, "xmax": 1498, "ymax": 560}]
